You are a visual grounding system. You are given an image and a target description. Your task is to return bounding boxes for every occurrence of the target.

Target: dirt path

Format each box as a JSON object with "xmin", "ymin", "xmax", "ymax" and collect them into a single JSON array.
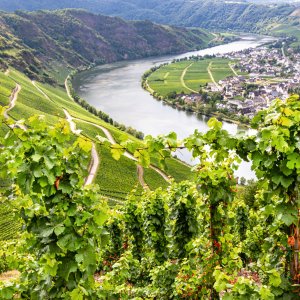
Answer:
[
  {"xmin": 63, "ymin": 109, "xmax": 99, "ymax": 186},
  {"xmin": 85, "ymin": 144, "xmax": 100, "ymax": 186},
  {"xmin": 73, "ymin": 118, "xmax": 149, "ymax": 188},
  {"xmin": 3, "ymin": 82, "xmax": 26, "ymax": 130},
  {"xmin": 146, "ymin": 79, "xmax": 155, "ymax": 94},
  {"xmin": 229, "ymin": 63, "xmax": 239, "ymax": 76},
  {"xmin": 137, "ymin": 165, "xmax": 149, "ymax": 190},
  {"xmin": 180, "ymin": 63, "xmax": 198, "ymax": 93},
  {"xmin": 65, "ymin": 76, "xmax": 72, "ymax": 99},
  {"xmin": 63, "ymin": 109, "xmax": 82, "ymax": 135},
  {"xmin": 31, "ymin": 80, "xmax": 51, "ymax": 101},
  {"xmin": 4, "ymin": 84, "xmax": 21, "ymax": 119},
  {"xmin": 75, "ymin": 118, "xmax": 171, "ymax": 184},
  {"xmin": 64, "ymin": 76, "xmax": 170, "ymax": 186},
  {"xmin": 4, "ymin": 69, "xmax": 10, "ymax": 76},
  {"xmin": 207, "ymin": 62, "xmax": 221, "ymax": 91},
  {"xmin": 281, "ymin": 47, "xmax": 286, "ymax": 59},
  {"xmin": 0, "ymin": 270, "xmax": 20, "ymax": 283}
]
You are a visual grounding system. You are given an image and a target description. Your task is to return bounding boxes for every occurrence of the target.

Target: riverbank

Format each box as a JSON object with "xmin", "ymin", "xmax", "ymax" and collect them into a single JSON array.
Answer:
[
  {"xmin": 144, "ymin": 82, "xmax": 247, "ymax": 127},
  {"xmin": 72, "ymin": 35, "xmax": 271, "ymax": 175},
  {"xmin": 141, "ymin": 57, "xmax": 250, "ymax": 126}
]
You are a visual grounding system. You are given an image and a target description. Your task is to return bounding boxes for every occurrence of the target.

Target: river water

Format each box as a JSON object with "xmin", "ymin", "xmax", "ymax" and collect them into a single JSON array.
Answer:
[{"xmin": 73, "ymin": 35, "xmax": 275, "ymax": 179}]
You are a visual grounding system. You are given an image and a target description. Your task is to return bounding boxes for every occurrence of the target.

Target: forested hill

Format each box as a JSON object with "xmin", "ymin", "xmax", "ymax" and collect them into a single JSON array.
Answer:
[
  {"xmin": 0, "ymin": 9, "xmax": 213, "ymax": 84},
  {"xmin": 0, "ymin": 0, "xmax": 298, "ymax": 31}
]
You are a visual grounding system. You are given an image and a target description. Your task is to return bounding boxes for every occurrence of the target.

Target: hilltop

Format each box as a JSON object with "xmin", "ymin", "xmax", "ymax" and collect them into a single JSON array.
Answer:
[
  {"xmin": 0, "ymin": 9, "xmax": 213, "ymax": 84},
  {"xmin": 0, "ymin": 0, "xmax": 298, "ymax": 32}
]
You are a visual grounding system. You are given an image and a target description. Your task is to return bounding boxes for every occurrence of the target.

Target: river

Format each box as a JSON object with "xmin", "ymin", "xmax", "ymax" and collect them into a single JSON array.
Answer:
[{"xmin": 73, "ymin": 35, "xmax": 275, "ymax": 179}]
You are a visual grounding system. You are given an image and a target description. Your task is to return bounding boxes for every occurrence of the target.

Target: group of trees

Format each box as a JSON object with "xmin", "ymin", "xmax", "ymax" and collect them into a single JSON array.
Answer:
[{"xmin": 1, "ymin": 95, "xmax": 300, "ymax": 298}]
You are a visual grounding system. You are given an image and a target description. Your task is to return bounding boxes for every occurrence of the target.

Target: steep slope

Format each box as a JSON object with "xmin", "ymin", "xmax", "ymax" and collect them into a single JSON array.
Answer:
[
  {"xmin": 0, "ymin": 0, "xmax": 298, "ymax": 32},
  {"xmin": 0, "ymin": 9, "xmax": 213, "ymax": 84},
  {"xmin": 1, "ymin": 68, "xmax": 191, "ymax": 194}
]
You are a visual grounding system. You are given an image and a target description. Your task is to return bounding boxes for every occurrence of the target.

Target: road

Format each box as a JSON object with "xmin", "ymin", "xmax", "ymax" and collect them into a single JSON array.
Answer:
[
  {"xmin": 180, "ymin": 63, "xmax": 198, "ymax": 93},
  {"xmin": 207, "ymin": 62, "xmax": 221, "ymax": 91},
  {"xmin": 229, "ymin": 63, "xmax": 239, "ymax": 76}
]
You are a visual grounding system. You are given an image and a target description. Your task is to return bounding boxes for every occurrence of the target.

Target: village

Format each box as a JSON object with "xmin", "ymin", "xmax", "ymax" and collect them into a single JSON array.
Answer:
[{"xmin": 182, "ymin": 45, "xmax": 300, "ymax": 120}]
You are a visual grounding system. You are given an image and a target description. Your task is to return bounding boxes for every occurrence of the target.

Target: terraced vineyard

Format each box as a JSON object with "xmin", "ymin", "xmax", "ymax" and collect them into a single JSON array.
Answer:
[
  {"xmin": 0, "ymin": 67, "xmax": 192, "ymax": 240},
  {"xmin": 0, "ymin": 199, "xmax": 21, "ymax": 241},
  {"xmin": 147, "ymin": 58, "xmax": 238, "ymax": 97},
  {"xmin": 0, "ymin": 72, "xmax": 16, "ymax": 107}
]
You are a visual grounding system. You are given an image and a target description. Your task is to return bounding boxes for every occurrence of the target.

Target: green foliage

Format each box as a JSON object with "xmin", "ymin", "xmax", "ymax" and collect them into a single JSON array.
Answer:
[
  {"xmin": 0, "ymin": 9, "xmax": 213, "ymax": 84},
  {"xmin": 0, "ymin": 0, "xmax": 293, "ymax": 33},
  {"xmin": 0, "ymin": 116, "xmax": 109, "ymax": 299},
  {"xmin": 0, "ymin": 196, "xmax": 21, "ymax": 242},
  {"xmin": 97, "ymin": 96, "xmax": 300, "ymax": 298},
  {"xmin": 2, "ymin": 95, "xmax": 300, "ymax": 299}
]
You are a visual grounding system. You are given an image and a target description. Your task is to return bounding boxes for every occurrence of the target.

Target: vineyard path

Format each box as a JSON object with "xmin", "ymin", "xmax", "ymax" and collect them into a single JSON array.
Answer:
[
  {"xmin": 180, "ymin": 63, "xmax": 198, "ymax": 93},
  {"xmin": 3, "ymin": 83, "xmax": 21, "ymax": 119},
  {"xmin": 31, "ymin": 80, "xmax": 99, "ymax": 186},
  {"xmin": 229, "ymin": 63, "xmax": 239, "ymax": 76},
  {"xmin": 73, "ymin": 117, "xmax": 170, "ymax": 184},
  {"xmin": 207, "ymin": 62, "xmax": 221, "ymax": 91},
  {"xmin": 64, "ymin": 77, "xmax": 170, "ymax": 184}
]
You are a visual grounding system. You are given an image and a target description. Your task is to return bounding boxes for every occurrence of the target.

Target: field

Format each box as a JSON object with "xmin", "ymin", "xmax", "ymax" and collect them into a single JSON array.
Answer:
[{"xmin": 147, "ymin": 58, "xmax": 236, "ymax": 96}]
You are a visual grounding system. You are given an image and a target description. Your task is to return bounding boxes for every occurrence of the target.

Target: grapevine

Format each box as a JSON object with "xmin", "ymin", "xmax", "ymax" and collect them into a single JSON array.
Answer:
[{"xmin": 1, "ymin": 95, "xmax": 300, "ymax": 299}]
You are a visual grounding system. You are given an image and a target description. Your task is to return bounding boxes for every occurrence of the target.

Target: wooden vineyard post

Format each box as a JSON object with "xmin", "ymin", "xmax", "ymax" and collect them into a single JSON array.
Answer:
[{"xmin": 290, "ymin": 186, "xmax": 300, "ymax": 293}]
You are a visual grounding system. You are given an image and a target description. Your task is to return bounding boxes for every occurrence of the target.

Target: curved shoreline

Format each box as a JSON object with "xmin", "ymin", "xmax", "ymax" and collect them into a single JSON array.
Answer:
[
  {"xmin": 142, "ymin": 68, "xmax": 248, "ymax": 127},
  {"xmin": 72, "ymin": 35, "xmax": 272, "ymax": 136}
]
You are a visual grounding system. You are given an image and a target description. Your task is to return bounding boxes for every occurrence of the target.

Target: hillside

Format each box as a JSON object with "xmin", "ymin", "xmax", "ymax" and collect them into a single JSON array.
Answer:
[
  {"xmin": 0, "ymin": 9, "xmax": 213, "ymax": 84},
  {"xmin": 0, "ymin": 0, "xmax": 298, "ymax": 32},
  {"xmin": 0, "ymin": 66, "xmax": 192, "ymax": 241},
  {"xmin": 2, "ymin": 67, "xmax": 192, "ymax": 190}
]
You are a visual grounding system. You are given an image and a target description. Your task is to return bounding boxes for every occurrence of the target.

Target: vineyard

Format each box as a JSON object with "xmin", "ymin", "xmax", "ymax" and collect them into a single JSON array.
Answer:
[
  {"xmin": 1, "ymin": 94, "xmax": 300, "ymax": 299},
  {"xmin": 0, "ymin": 67, "xmax": 192, "ymax": 245},
  {"xmin": 0, "ymin": 201, "xmax": 20, "ymax": 241},
  {"xmin": 146, "ymin": 58, "xmax": 238, "ymax": 96}
]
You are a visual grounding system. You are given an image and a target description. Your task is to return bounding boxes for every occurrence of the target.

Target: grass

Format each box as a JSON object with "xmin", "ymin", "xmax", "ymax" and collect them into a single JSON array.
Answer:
[
  {"xmin": 147, "ymin": 58, "xmax": 237, "ymax": 96},
  {"xmin": 184, "ymin": 60, "xmax": 212, "ymax": 91},
  {"xmin": 148, "ymin": 61, "xmax": 192, "ymax": 95},
  {"xmin": 210, "ymin": 59, "xmax": 235, "ymax": 82},
  {"xmin": 7, "ymin": 70, "xmax": 63, "ymax": 123},
  {"xmin": 0, "ymin": 123, "xmax": 9, "ymax": 137},
  {"xmin": 165, "ymin": 158, "xmax": 192, "ymax": 183}
]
